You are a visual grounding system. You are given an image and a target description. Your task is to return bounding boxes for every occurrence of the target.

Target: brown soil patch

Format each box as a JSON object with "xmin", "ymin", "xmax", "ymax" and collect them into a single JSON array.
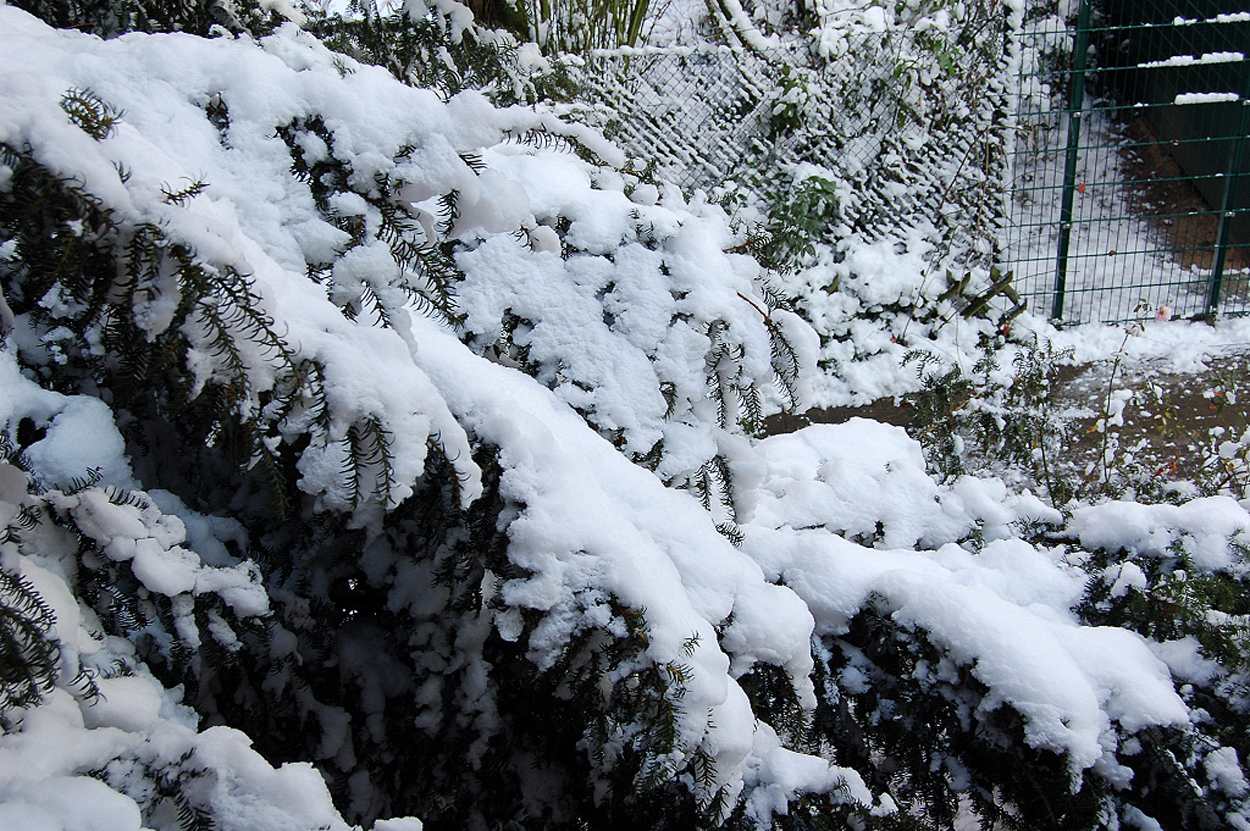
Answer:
[
  {"xmin": 768, "ymin": 350, "xmax": 1250, "ymax": 500},
  {"xmin": 1046, "ymin": 352, "xmax": 1250, "ymax": 492},
  {"xmin": 1119, "ymin": 114, "xmax": 1249, "ymax": 277}
]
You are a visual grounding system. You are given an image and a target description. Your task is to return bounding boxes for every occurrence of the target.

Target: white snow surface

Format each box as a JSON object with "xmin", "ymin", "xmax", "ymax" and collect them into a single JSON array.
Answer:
[
  {"xmin": 1175, "ymin": 91, "xmax": 1242, "ymax": 105},
  {"xmin": 1, "ymin": 6, "xmax": 1248, "ymax": 830},
  {"xmin": 741, "ymin": 421, "xmax": 1189, "ymax": 774},
  {"xmin": 1139, "ymin": 51, "xmax": 1245, "ymax": 68}
]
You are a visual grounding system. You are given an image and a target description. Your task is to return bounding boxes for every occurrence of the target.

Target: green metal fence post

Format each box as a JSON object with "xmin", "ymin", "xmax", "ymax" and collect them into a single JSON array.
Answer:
[
  {"xmin": 1206, "ymin": 70, "xmax": 1250, "ymax": 316},
  {"xmin": 1052, "ymin": 0, "xmax": 1092, "ymax": 321}
]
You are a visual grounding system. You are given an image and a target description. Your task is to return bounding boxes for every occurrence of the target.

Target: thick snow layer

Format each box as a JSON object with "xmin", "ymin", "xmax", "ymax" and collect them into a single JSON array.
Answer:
[
  {"xmin": 0, "ymin": 7, "xmax": 834, "ymax": 822},
  {"xmin": 1040, "ymin": 314, "xmax": 1250, "ymax": 376},
  {"xmin": 742, "ymin": 421, "xmax": 1190, "ymax": 773},
  {"xmin": 406, "ymin": 314, "xmax": 857, "ymax": 805},
  {"xmin": 1070, "ymin": 496, "xmax": 1250, "ymax": 571},
  {"xmin": 1, "ymin": 5, "xmax": 789, "ymax": 512},
  {"xmin": 0, "ymin": 8, "xmax": 596, "ymax": 512},
  {"xmin": 751, "ymin": 418, "xmax": 1061, "ymax": 548},
  {"xmin": 0, "ymin": 348, "xmax": 135, "ymax": 491}
]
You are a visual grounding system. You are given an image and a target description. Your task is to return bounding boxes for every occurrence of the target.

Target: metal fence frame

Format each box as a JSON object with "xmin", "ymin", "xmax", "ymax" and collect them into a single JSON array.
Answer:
[{"xmin": 1005, "ymin": 0, "xmax": 1250, "ymax": 324}]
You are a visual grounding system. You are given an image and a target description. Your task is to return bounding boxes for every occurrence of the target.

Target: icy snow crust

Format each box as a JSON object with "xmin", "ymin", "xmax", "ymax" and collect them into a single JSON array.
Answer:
[{"xmin": 1, "ymin": 7, "xmax": 1247, "ymax": 829}]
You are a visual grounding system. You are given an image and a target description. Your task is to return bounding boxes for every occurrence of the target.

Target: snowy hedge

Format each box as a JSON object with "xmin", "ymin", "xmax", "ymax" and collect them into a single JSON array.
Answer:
[
  {"xmin": 565, "ymin": 0, "xmax": 1025, "ymax": 407},
  {"xmin": 2, "ymin": 5, "xmax": 1250, "ymax": 831}
]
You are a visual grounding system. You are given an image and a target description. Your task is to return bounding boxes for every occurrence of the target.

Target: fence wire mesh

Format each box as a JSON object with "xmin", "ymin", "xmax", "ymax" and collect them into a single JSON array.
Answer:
[
  {"xmin": 562, "ymin": 2, "xmax": 1247, "ymax": 325},
  {"xmin": 1006, "ymin": 0, "xmax": 1250, "ymax": 324},
  {"xmin": 569, "ymin": 46, "xmax": 779, "ymax": 193},
  {"xmin": 567, "ymin": 19, "xmax": 1011, "ymax": 277}
]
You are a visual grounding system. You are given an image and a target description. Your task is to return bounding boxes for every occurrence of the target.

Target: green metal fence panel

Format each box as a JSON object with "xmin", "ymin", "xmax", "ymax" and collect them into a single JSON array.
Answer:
[{"xmin": 1007, "ymin": 0, "xmax": 1250, "ymax": 324}]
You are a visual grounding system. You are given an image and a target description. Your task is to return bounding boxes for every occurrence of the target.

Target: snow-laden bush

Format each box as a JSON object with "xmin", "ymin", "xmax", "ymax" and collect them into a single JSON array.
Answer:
[
  {"xmin": 0, "ymin": 8, "xmax": 832, "ymax": 828},
  {"xmin": 3, "ymin": 5, "xmax": 1250, "ymax": 831},
  {"xmin": 7, "ymin": 0, "xmax": 294, "ymax": 38},
  {"xmin": 563, "ymin": 0, "xmax": 1026, "ymax": 407}
]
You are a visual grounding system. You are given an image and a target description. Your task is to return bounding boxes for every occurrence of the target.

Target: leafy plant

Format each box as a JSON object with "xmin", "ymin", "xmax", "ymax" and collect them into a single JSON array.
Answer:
[
  {"xmin": 725, "ymin": 172, "xmax": 840, "ymax": 274},
  {"xmin": 768, "ymin": 64, "xmax": 810, "ymax": 139},
  {"xmin": 904, "ymin": 332, "xmax": 1075, "ymax": 506},
  {"xmin": 0, "ymin": 37, "xmax": 830, "ymax": 823},
  {"xmin": 765, "ymin": 174, "xmax": 840, "ymax": 270}
]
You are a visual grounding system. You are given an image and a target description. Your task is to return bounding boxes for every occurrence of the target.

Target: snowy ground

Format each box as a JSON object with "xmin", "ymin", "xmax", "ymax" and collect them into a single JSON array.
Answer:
[{"xmin": 1005, "ymin": 106, "xmax": 1239, "ymax": 325}]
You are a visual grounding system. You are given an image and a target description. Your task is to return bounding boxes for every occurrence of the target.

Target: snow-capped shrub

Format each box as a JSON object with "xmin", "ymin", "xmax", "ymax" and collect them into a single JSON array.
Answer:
[
  {"xmin": 0, "ymin": 8, "xmax": 831, "ymax": 829},
  {"xmin": 741, "ymin": 419, "xmax": 1250, "ymax": 830},
  {"xmin": 8, "ymin": 0, "xmax": 295, "ymax": 38},
  {"xmin": 1068, "ymin": 501, "xmax": 1250, "ymax": 830},
  {"xmin": 0, "ymin": 353, "xmax": 363, "ymax": 831},
  {"xmin": 301, "ymin": 0, "xmax": 577, "ymax": 107}
]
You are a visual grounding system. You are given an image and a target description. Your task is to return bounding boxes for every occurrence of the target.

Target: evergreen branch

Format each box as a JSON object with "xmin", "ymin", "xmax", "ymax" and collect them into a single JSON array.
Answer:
[
  {"xmin": 341, "ymin": 423, "xmax": 367, "ymax": 511},
  {"xmin": 357, "ymin": 282, "xmax": 392, "ymax": 328},
  {"xmin": 341, "ymin": 417, "xmax": 396, "ymax": 510},
  {"xmin": 0, "ymin": 143, "xmax": 118, "ymax": 323},
  {"xmin": 161, "ymin": 178, "xmax": 209, "ymax": 206},
  {"xmin": 458, "ymin": 152, "xmax": 486, "ymax": 174},
  {"xmin": 60, "ymin": 88, "xmax": 124, "ymax": 141},
  {"xmin": 767, "ymin": 317, "xmax": 802, "ymax": 412},
  {"xmin": 498, "ymin": 128, "xmax": 603, "ymax": 165},
  {"xmin": 66, "ymin": 467, "xmax": 103, "ymax": 494},
  {"xmin": 0, "ymin": 568, "xmax": 60, "ymax": 712},
  {"xmin": 436, "ymin": 190, "xmax": 459, "ymax": 240},
  {"xmin": 371, "ymin": 181, "xmax": 461, "ymax": 324},
  {"xmin": 104, "ymin": 486, "xmax": 151, "ymax": 510}
]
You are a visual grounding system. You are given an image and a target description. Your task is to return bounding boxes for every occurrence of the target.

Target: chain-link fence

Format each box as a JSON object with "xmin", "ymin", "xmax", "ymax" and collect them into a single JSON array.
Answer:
[
  {"xmin": 566, "ymin": 17, "xmax": 1012, "ymax": 281},
  {"xmin": 568, "ymin": 46, "xmax": 779, "ymax": 193},
  {"xmin": 1005, "ymin": 0, "xmax": 1250, "ymax": 323},
  {"xmin": 561, "ymin": 4, "xmax": 1248, "ymax": 325}
]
